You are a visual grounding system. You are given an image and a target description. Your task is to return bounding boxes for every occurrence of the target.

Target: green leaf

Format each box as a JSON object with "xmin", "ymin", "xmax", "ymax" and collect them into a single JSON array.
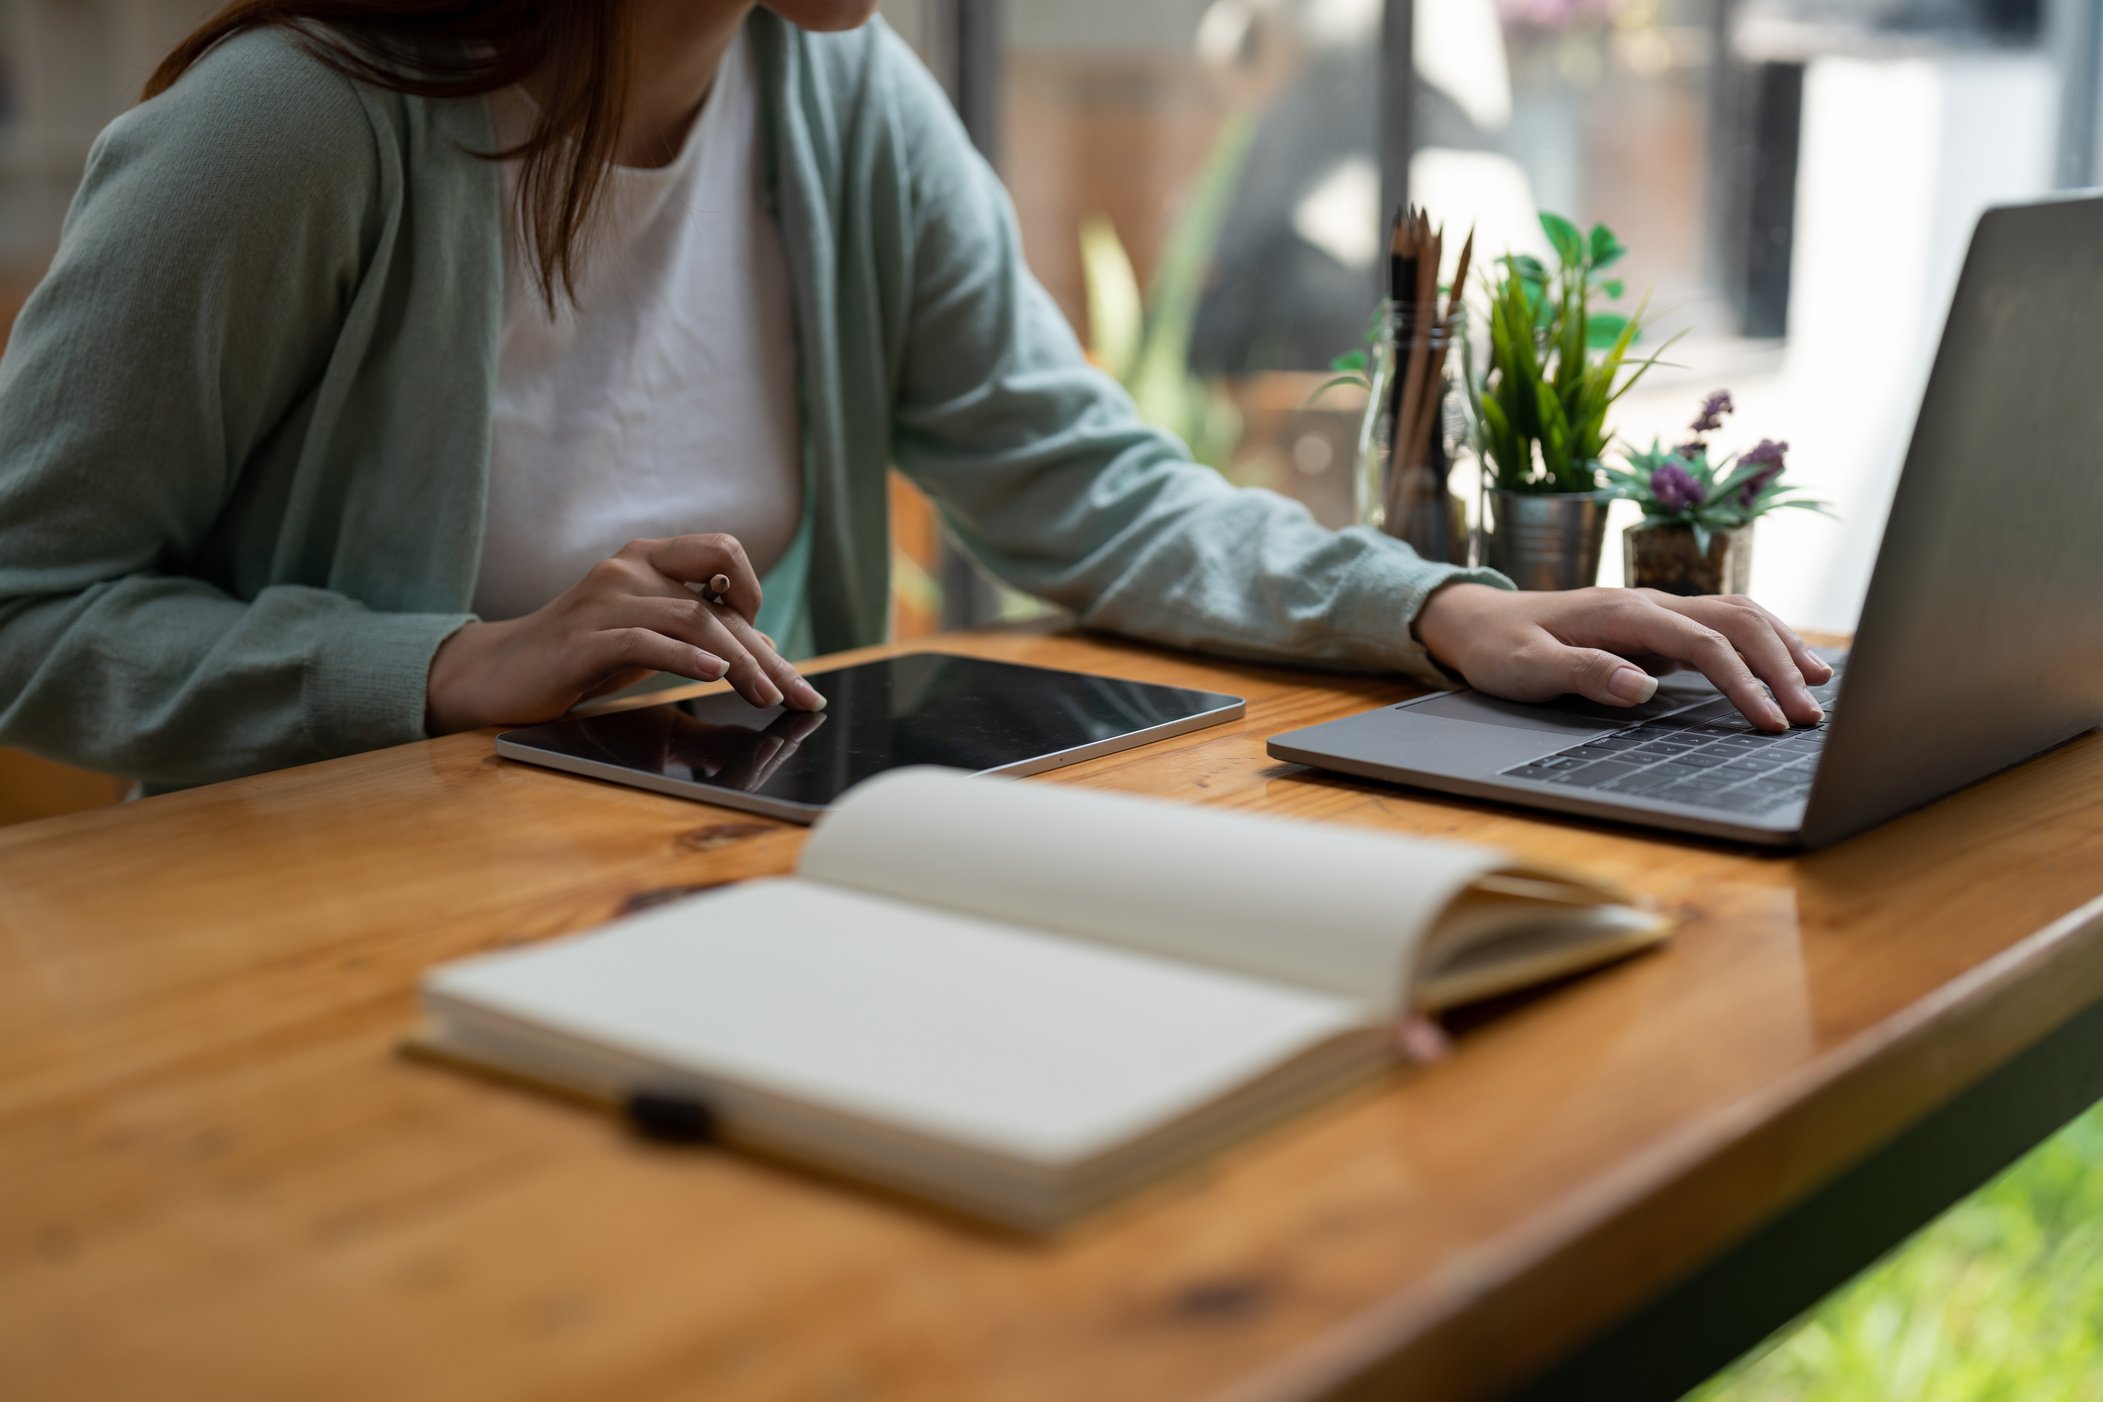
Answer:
[
  {"xmin": 1604, "ymin": 324, "xmax": 1687, "ymax": 408},
  {"xmin": 1303, "ymin": 374, "xmax": 1370, "ymax": 405},
  {"xmin": 1539, "ymin": 212, "xmax": 1584, "ymax": 268},
  {"xmin": 1622, "ymin": 438, "xmax": 1676, "ymax": 473},
  {"xmin": 1711, "ymin": 460, "xmax": 1769, "ymax": 501},
  {"xmin": 1365, "ymin": 299, "xmax": 1391, "ymax": 341},
  {"xmin": 1693, "ymin": 521, "xmax": 1713, "ymax": 557},
  {"xmin": 1601, "ymin": 279, "xmax": 1625, "ymax": 300},
  {"xmin": 1504, "ymin": 253, "xmax": 1549, "ymax": 286},
  {"xmin": 1078, "ymin": 214, "xmax": 1143, "ymax": 383},
  {"xmin": 1588, "ymin": 224, "xmax": 1627, "ymax": 271},
  {"xmin": 1330, "ymin": 349, "xmax": 1366, "ymax": 373},
  {"xmin": 1586, "ymin": 312, "xmax": 1631, "ymax": 351},
  {"xmin": 1477, "ymin": 394, "xmax": 1520, "ymax": 486},
  {"xmin": 1535, "ymin": 380, "xmax": 1572, "ymax": 480},
  {"xmin": 1125, "ymin": 110, "xmax": 1257, "ymax": 439},
  {"xmin": 1558, "ymin": 288, "xmax": 1587, "ymax": 386}
]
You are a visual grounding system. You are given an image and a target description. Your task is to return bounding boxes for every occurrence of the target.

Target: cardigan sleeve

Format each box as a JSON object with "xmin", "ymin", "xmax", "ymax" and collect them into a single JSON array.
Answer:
[
  {"xmin": 876, "ymin": 29, "xmax": 1509, "ymax": 680},
  {"xmin": 0, "ymin": 34, "xmax": 471, "ymax": 789}
]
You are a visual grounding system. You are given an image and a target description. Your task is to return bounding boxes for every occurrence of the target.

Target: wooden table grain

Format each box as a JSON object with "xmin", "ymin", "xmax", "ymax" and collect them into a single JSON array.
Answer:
[{"xmin": 3, "ymin": 629, "xmax": 2100, "ymax": 1402}]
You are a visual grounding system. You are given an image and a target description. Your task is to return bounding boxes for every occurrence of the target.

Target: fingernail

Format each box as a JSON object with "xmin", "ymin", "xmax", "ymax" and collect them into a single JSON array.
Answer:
[
  {"xmin": 790, "ymin": 679, "xmax": 826, "ymax": 711},
  {"xmin": 759, "ymin": 680, "xmax": 784, "ymax": 708},
  {"xmin": 1762, "ymin": 701, "xmax": 1788, "ymax": 730},
  {"xmin": 697, "ymin": 651, "xmax": 729, "ymax": 680},
  {"xmin": 1609, "ymin": 667, "xmax": 1659, "ymax": 704}
]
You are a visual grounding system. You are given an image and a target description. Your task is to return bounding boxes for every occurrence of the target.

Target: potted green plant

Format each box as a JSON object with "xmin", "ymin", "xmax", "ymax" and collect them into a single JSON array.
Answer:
[
  {"xmin": 1465, "ymin": 212, "xmax": 1672, "ymax": 589},
  {"xmin": 1601, "ymin": 391, "xmax": 1835, "ymax": 595}
]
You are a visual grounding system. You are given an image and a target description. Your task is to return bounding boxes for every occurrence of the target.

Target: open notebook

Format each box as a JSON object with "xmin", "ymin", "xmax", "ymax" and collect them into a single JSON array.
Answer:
[{"xmin": 418, "ymin": 768, "xmax": 1668, "ymax": 1230}]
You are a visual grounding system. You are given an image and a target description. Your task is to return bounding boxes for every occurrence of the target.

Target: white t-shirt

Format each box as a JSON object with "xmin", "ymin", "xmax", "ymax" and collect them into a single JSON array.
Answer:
[{"xmin": 472, "ymin": 29, "xmax": 803, "ymax": 623}]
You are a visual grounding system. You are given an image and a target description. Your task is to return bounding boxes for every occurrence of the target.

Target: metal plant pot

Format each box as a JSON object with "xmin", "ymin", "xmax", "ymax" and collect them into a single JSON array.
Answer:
[{"xmin": 1483, "ymin": 489, "xmax": 1612, "ymax": 591}]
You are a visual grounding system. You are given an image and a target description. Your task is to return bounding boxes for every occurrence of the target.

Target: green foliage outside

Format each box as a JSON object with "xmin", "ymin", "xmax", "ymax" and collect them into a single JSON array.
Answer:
[
  {"xmin": 897, "ymin": 113, "xmax": 1257, "ymax": 635},
  {"xmin": 1078, "ymin": 112, "xmax": 1255, "ymax": 475},
  {"xmin": 1695, "ymin": 1097, "xmax": 2103, "ymax": 1402}
]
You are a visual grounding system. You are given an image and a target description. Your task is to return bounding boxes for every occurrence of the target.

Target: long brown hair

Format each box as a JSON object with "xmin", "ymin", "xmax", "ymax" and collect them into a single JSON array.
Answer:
[{"xmin": 146, "ymin": 1, "xmax": 636, "ymax": 303}]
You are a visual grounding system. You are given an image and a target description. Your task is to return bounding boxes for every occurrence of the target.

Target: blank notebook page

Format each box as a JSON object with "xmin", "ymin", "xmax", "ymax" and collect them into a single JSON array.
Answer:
[{"xmin": 427, "ymin": 881, "xmax": 1362, "ymax": 1166}]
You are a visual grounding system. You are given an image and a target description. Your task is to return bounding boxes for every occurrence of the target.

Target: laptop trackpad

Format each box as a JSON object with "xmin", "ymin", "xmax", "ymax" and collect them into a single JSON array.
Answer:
[{"xmin": 1409, "ymin": 687, "xmax": 1695, "ymax": 734}]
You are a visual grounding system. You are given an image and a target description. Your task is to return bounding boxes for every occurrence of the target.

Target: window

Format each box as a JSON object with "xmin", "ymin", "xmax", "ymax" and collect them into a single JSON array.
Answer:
[
  {"xmin": 995, "ymin": 0, "xmax": 1387, "ymax": 528},
  {"xmin": 925, "ymin": 0, "xmax": 2101, "ymax": 631},
  {"xmin": 1455, "ymin": 0, "xmax": 2098, "ymax": 626},
  {"xmin": 0, "ymin": 2, "xmax": 221, "ymax": 320}
]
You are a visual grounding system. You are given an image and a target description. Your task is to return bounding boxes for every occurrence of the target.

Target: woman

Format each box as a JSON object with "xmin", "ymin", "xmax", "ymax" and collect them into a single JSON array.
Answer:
[{"xmin": 0, "ymin": 0, "xmax": 1827, "ymax": 792}]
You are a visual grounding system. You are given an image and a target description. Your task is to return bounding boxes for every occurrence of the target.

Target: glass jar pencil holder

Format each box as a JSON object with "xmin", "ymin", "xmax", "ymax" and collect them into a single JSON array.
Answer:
[{"xmin": 1353, "ymin": 308, "xmax": 1472, "ymax": 565}]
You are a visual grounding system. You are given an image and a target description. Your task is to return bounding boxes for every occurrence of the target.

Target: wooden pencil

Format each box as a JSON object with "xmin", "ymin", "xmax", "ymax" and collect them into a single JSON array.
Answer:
[
  {"xmin": 1388, "ymin": 215, "xmax": 1422, "ymax": 484},
  {"xmin": 1384, "ymin": 209, "xmax": 1415, "ymax": 467},
  {"xmin": 1401, "ymin": 224, "xmax": 1475, "ymax": 507}
]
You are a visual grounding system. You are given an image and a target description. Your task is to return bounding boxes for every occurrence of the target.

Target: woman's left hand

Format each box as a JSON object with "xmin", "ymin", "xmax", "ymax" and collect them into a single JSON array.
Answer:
[{"xmin": 1412, "ymin": 583, "xmax": 1833, "ymax": 733}]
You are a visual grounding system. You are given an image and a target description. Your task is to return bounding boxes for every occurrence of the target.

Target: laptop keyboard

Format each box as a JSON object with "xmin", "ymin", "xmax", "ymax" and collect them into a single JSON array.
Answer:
[{"xmin": 1498, "ymin": 663, "xmax": 1847, "ymax": 815}]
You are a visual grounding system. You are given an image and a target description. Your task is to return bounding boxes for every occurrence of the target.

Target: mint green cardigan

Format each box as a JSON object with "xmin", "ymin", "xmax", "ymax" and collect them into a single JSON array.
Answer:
[{"xmin": 0, "ymin": 16, "xmax": 1506, "ymax": 790}]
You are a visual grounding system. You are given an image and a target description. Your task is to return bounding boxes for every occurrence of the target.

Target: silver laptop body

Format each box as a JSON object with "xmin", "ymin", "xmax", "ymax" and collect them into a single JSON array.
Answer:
[{"xmin": 1268, "ymin": 193, "xmax": 2103, "ymax": 848}]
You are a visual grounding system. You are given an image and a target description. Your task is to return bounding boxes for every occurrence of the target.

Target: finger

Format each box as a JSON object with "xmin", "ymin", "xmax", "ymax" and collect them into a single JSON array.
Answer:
[
  {"xmin": 748, "ymin": 731, "xmax": 805, "ymax": 790},
  {"xmin": 688, "ymin": 613, "xmax": 781, "ymax": 709},
  {"xmin": 1618, "ymin": 653, "xmax": 1691, "ymax": 678},
  {"xmin": 1681, "ymin": 598, "xmax": 1822, "ymax": 726},
  {"xmin": 586, "ymin": 627, "xmax": 731, "ymax": 690},
  {"xmin": 1611, "ymin": 604, "xmax": 1789, "ymax": 731},
  {"xmin": 716, "ymin": 608, "xmax": 826, "ymax": 712},
  {"xmin": 1541, "ymin": 643, "xmax": 1669, "ymax": 709},
  {"xmin": 579, "ymin": 667, "xmax": 657, "ymax": 702},
  {"xmin": 715, "ymin": 732, "xmax": 787, "ymax": 789},
  {"xmin": 1730, "ymin": 596, "xmax": 1833, "ymax": 685},
  {"xmin": 1631, "ymin": 609, "xmax": 1783, "ymax": 735},
  {"xmin": 632, "ymin": 534, "xmax": 763, "ymax": 621},
  {"xmin": 771, "ymin": 709, "xmax": 831, "ymax": 744},
  {"xmin": 615, "ymin": 596, "xmax": 781, "ymax": 708}
]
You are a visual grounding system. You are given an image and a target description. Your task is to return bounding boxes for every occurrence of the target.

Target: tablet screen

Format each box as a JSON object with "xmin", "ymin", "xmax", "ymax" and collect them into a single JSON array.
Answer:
[{"xmin": 495, "ymin": 653, "xmax": 1244, "ymax": 819}]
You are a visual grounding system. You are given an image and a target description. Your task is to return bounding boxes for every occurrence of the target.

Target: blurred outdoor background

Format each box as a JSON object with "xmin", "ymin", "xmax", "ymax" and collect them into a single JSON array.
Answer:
[
  {"xmin": 7, "ymin": 0, "xmax": 2095, "ymax": 655},
  {"xmin": 878, "ymin": 0, "xmax": 2091, "ymax": 640},
  {"xmin": 1, "ymin": 4, "xmax": 2100, "ymax": 1393}
]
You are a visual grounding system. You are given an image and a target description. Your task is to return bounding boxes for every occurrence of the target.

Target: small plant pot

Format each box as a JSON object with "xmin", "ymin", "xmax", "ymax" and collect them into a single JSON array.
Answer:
[
  {"xmin": 1624, "ymin": 522, "xmax": 1752, "ymax": 596},
  {"xmin": 1483, "ymin": 490, "xmax": 1612, "ymax": 590}
]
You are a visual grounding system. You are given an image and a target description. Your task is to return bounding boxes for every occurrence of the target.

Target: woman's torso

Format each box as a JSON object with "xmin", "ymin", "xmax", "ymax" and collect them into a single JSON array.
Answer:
[{"xmin": 473, "ymin": 27, "xmax": 804, "ymax": 623}]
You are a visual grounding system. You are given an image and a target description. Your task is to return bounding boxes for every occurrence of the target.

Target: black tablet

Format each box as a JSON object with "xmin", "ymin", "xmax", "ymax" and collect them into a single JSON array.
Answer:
[{"xmin": 493, "ymin": 652, "xmax": 1245, "ymax": 822}]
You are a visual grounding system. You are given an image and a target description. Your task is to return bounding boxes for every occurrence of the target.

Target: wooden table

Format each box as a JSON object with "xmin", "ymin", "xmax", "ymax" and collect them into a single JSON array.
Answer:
[{"xmin": 4, "ymin": 630, "xmax": 2101, "ymax": 1402}]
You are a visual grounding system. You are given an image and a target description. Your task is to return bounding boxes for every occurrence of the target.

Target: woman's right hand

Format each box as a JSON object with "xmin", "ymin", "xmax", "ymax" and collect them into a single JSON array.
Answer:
[{"xmin": 424, "ymin": 534, "xmax": 826, "ymax": 735}]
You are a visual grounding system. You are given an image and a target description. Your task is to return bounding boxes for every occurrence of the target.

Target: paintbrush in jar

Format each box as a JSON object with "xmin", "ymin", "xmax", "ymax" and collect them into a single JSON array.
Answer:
[{"xmin": 1388, "ymin": 210, "xmax": 1443, "ymax": 529}]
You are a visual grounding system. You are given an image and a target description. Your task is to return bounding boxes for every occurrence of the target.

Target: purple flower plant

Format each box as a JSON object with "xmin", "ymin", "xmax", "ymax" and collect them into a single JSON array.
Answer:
[
  {"xmin": 1606, "ymin": 392, "xmax": 1829, "ymax": 538},
  {"xmin": 1649, "ymin": 462, "xmax": 1706, "ymax": 514},
  {"xmin": 1737, "ymin": 438, "xmax": 1789, "ymax": 505},
  {"xmin": 1689, "ymin": 389, "xmax": 1735, "ymax": 436}
]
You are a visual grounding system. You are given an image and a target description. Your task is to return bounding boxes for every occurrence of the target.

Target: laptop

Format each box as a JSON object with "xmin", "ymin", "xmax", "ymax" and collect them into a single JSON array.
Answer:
[{"xmin": 1269, "ymin": 193, "xmax": 2103, "ymax": 848}]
